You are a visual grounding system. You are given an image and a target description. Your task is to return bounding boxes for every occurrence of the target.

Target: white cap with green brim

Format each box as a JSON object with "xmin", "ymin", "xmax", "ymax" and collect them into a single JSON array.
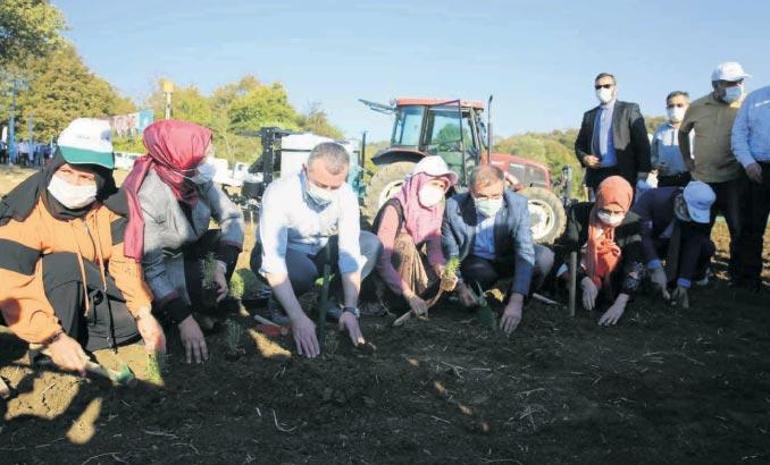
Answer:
[{"xmin": 57, "ymin": 118, "xmax": 115, "ymax": 169}]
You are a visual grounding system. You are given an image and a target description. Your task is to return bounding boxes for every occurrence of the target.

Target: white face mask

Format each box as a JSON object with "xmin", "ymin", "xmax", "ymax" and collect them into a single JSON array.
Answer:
[
  {"xmin": 597, "ymin": 211, "xmax": 624, "ymax": 227},
  {"xmin": 475, "ymin": 197, "xmax": 503, "ymax": 217},
  {"xmin": 596, "ymin": 87, "xmax": 614, "ymax": 104},
  {"xmin": 722, "ymin": 85, "xmax": 743, "ymax": 104},
  {"xmin": 667, "ymin": 106, "xmax": 687, "ymax": 123},
  {"xmin": 47, "ymin": 174, "xmax": 97, "ymax": 209},
  {"xmin": 418, "ymin": 185, "xmax": 445, "ymax": 208},
  {"xmin": 305, "ymin": 178, "xmax": 336, "ymax": 208},
  {"xmin": 190, "ymin": 158, "xmax": 216, "ymax": 185}
]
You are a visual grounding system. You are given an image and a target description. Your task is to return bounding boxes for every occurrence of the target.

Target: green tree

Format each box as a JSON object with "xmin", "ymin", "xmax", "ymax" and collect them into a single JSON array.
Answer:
[
  {"xmin": 146, "ymin": 80, "xmax": 213, "ymax": 126},
  {"xmin": 295, "ymin": 102, "xmax": 344, "ymax": 139},
  {"xmin": 210, "ymin": 75, "xmax": 262, "ymax": 112},
  {"xmin": 228, "ymin": 82, "xmax": 298, "ymax": 133},
  {"xmin": 645, "ymin": 114, "xmax": 667, "ymax": 134},
  {"xmin": 0, "ymin": 0, "xmax": 65, "ymax": 66},
  {"xmin": 14, "ymin": 44, "xmax": 136, "ymax": 142}
]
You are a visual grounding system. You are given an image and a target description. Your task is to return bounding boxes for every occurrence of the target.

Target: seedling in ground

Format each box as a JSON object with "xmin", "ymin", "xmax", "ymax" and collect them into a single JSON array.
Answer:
[
  {"xmin": 224, "ymin": 319, "xmax": 246, "ymax": 360},
  {"xmin": 473, "ymin": 283, "xmax": 497, "ymax": 330},
  {"xmin": 199, "ymin": 252, "xmax": 220, "ymax": 309}
]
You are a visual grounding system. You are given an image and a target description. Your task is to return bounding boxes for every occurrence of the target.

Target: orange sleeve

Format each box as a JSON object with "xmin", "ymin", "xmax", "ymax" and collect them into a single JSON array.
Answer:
[
  {"xmin": 104, "ymin": 210, "xmax": 153, "ymax": 316},
  {"xmin": 0, "ymin": 212, "xmax": 61, "ymax": 343}
]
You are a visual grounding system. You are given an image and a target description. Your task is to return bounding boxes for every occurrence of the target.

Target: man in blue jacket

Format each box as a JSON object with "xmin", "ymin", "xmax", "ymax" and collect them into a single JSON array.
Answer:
[
  {"xmin": 442, "ymin": 165, "xmax": 554, "ymax": 334},
  {"xmin": 631, "ymin": 181, "xmax": 716, "ymax": 307}
]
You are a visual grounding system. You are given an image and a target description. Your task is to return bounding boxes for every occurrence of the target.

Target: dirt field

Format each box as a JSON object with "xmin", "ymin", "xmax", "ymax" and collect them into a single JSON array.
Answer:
[{"xmin": 1, "ymin": 166, "xmax": 769, "ymax": 464}]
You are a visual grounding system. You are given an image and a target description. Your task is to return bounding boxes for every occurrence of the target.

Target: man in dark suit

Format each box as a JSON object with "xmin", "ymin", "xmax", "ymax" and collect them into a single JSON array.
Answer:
[{"xmin": 575, "ymin": 72, "xmax": 652, "ymax": 194}]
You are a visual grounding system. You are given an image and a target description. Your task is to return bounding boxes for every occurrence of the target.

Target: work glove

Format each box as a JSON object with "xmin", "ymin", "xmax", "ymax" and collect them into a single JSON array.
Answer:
[
  {"xmin": 670, "ymin": 286, "xmax": 689, "ymax": 309},
  {"xmin": 649, "ymin": 267, "xmax": 670, "ymax": 300},
  {"xmin": 581, "ymin": 277, "xmax": 599, "ymax": 311}
]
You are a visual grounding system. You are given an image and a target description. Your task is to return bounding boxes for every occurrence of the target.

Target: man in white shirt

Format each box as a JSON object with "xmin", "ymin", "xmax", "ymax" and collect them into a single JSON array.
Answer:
[{"xmin": 251, "ymin": 142, "xmax": 382, "ymax": 358}]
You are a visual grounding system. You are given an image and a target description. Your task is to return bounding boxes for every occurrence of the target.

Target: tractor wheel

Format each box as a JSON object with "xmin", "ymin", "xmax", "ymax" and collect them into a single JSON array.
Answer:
[
  {"xmin": 519, "ymin": 186, "xmax": 566, "ymax": 244},
  {"xmin": 362, "ymin": 161, "xmax": 416, "ymax": 226}
]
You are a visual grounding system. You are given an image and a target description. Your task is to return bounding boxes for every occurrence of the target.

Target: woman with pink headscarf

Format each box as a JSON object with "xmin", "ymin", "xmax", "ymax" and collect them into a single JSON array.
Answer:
[
  {"xmin": 373, "ymin": 156, "xmax": 458, "ymax": 316},
  {"xmin": 122, "ymin": 120, "xmax": 244, "ymax": 364}
]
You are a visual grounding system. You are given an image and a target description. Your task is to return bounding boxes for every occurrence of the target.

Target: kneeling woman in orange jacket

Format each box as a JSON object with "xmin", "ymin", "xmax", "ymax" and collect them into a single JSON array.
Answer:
[{"xmin": 0, "ymin": 119, "xmax": 165, "ymax": 376}]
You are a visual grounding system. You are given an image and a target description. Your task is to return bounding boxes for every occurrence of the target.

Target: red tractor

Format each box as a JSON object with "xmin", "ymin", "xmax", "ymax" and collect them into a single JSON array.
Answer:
[{"xmin": 361, "ymin": 97, "xmax": 567, "ymax": 244}]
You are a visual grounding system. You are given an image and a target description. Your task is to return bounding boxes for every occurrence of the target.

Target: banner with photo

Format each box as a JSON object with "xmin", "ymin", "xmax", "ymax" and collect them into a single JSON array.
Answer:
[{"xmin": 111, "ymin": 110, "xmax": 154, "ymax": 137}]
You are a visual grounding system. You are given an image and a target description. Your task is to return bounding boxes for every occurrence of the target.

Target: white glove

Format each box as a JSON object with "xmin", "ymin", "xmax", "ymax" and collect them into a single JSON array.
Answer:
[
  {"xmin": 581, "ymin": 277, "xmax": 599, "ymax": 311},
  {"xmin": 670, "ymin": 286, "xmax": 689, "ymax": 309},
  {"xmin": 649, "ymin": 267, "xmax": 670, "ymax": 300}
]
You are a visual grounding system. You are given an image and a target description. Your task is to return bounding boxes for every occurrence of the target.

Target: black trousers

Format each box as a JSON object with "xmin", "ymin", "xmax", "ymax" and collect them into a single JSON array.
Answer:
[
  {"xmin": 182, "ymin": 229, "xmax": 237, "ymax": 312},
  {"xmin": 41, "ymin": 253, "xmax": 138, "ymax": 352},
  {"xmin": 740, "ymin": 162, "xmax": 770, "ymax": 282},
  {"xmin": 654, "ymin": 239, "xmax": 716, "ymax": 283},
  {"xmin": 585, "ymin": 166, "xmax": 621, "ymax": 190},
  {"xmin": 657, "ymin": 172, "xmax": 692, "ymax": 188},
  {"xmin": 706, "ymin": 176, "xmax": 748, "ymax": 278},
  {"xmin": 459, "ymin": 245, "xmax": 554, "ymax": 298}
]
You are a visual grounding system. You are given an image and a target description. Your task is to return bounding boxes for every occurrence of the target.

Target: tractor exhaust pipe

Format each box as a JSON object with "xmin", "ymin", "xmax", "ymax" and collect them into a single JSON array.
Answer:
[{"xmin": 485, "ymin": 95, "xmax": 493, "ymax": 165}]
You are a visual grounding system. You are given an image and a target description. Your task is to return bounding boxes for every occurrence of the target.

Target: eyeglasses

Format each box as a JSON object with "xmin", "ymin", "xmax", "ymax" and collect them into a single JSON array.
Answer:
[
  {"xmin": 594, "ymin": 84, "xmax": 614, "ymax": 90},
  {"xmin": 666, "ymin": 103, "xmax": 687, "ymax": 109}
]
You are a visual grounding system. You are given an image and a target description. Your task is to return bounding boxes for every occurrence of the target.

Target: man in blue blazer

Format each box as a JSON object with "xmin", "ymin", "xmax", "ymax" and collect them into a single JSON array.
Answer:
[{"xmin": 442, "ymin": 165, "xmax": 554, "ymax": 334}]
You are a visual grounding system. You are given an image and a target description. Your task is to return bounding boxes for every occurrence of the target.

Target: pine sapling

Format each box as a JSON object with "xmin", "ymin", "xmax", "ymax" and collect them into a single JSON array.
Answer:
[{"xmin": 224, "ymin": 319, "xmax": 246, "ymax": 360}]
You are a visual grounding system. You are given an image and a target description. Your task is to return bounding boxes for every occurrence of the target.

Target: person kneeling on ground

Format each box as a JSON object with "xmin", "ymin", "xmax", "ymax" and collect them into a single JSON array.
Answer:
[
  {"xmin": 251, "ymin": 142, "xmax": 382, "ymax": 358},
  {"xmin": 632, "ymin": 181, "xmax": 717, "ymax": 308},
  {"xmin": 0, "ymin": 118, "xmax": 165, "ymax": 375},
  {"xmin": 121, "ymin": 120, "xmax": 245, "ymax": 365},
  {"xmin": 555, "ymin": 176, "xmax": 643, "ymax": 326},
  {"xmin": 441, "ymin": 165, "xmax": 554, "ymax": 334},
  {"xmin": 373, "ymin": 156, "xmax": 457, "ymax": 317}
]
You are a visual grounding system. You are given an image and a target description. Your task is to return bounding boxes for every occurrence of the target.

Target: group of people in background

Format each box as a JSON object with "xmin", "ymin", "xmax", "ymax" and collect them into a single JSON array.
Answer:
[
  {"xmin": 576, "ymin": 61, "xmax": 769, "ymax": 298},
  {"xmin": 0, "ymin": 59, "xmax": 767, "ymax": 374},
  {"xmin": 0, "ymin": 141, "xmax": 53, "ymax": 167}
]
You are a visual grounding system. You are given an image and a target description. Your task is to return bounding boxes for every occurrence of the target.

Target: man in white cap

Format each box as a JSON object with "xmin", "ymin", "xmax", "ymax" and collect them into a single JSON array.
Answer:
[
  {"xmin": 632, "ymin": 181, "xmax": 717, "ymax": 307},
  {"xmin": 732, "ymin": 82, "xmax": 770, "ymax": 291},
  {"xmin": 678, "ymin": 62, "xmax": 750, "ymax": 283},
  {"xmin": 0, "ymin": 118, "xmax": 165, "ymax": 376}
]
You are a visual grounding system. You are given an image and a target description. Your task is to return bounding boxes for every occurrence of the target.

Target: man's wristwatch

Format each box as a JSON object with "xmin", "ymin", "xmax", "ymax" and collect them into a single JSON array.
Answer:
[{"xmin": 342, "ymin": 306, "xmax": 360, "ymax": 319}]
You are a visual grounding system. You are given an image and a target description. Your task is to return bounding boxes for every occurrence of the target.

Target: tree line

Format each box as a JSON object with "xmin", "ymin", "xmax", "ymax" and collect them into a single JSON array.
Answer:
[
  {"xmin": 2, "ymin": 0, "xmax": 667, "ymax": 180},
  {"xmin": 0, "ymin": 0, "xmax": 342, "ymax": 165}
]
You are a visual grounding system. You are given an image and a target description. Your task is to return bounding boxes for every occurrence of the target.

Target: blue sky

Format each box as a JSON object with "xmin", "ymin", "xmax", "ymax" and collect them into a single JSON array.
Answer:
[{"xmin": 53, "ymin": 0, "xmax": 770, "ymax": 141}]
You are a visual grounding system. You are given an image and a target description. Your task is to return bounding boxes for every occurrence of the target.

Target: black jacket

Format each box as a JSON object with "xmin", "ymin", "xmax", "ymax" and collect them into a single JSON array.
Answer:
[{"xmin": 575, "ymin": 101, "xmax": 652, "ymax": 188}]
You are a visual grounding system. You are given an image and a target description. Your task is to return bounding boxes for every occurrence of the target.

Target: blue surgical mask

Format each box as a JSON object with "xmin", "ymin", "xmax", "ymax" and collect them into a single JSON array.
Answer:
[{"xmin": 475, "ymin": 197, "xmax": 503, "ymax": 217}]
